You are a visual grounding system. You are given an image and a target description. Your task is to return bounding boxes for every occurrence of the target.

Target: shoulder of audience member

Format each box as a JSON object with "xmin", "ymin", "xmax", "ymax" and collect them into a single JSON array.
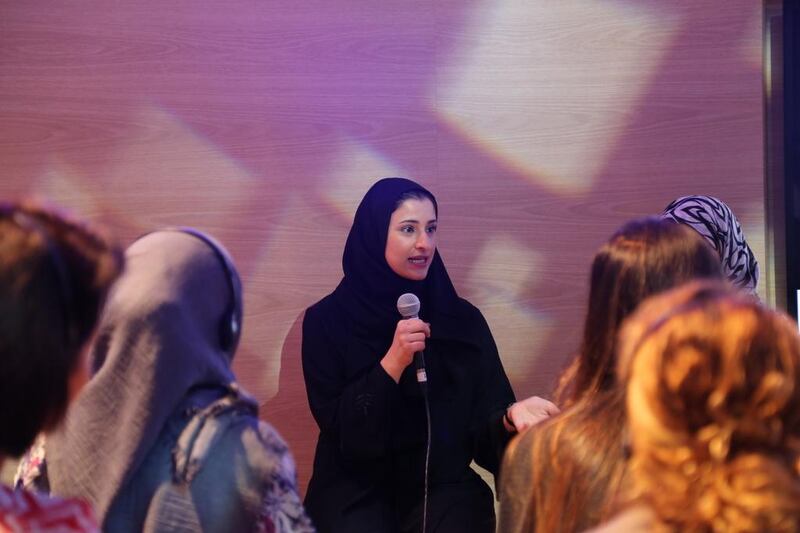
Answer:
[
  {"xmin": 511, "ymin": 392, "xmax": 625, "ymax": 465},
  {"xmin": 582, "ymin": 505, "xmax": 655, "ymax": 533},
  {"xmin": 505, "ymin": 410, "xmax": 560, "ymax": 470},
  {"xmin": 208, "ymin": 412, "xmax": 292, "ymax": 475}
]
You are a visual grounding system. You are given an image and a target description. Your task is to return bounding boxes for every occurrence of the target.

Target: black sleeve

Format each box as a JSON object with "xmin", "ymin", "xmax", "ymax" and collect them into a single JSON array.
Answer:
[
  {"xmin": 301, "ymin": 304, "xmax": 398, "ymax": 461},
  {"xmin": 469, "ymin": 305, "xmax": 516, "ymax": 476}
]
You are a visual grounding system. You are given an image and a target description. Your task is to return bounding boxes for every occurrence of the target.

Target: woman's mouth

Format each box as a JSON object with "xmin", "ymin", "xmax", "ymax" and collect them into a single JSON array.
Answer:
[{"xmin": 408, "ymin": 256, "xmax": 429, "ymax": 267}]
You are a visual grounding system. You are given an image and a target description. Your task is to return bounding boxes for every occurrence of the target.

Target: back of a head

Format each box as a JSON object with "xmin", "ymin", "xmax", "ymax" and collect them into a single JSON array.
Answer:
[
  {"xmin": 620, "ymin": 282, "xmax": 800, "ymax": 532},
  {"xmin": 115, "ymin": 227, "xmax": 243, "ymax": 360},
  {"xmin": 47, "ymin": 228, "xmax": 243, "ymax": 522},
  {"xmin": 0, "ymin": 202, "xmax": 123, "ymax": 456},
  {"xmin": 116, "ymin": 229, "xmax": 243, "ymax": 359},
  {"xmin": 557, "ymin": 217, "xmax": 722, "ymax": 405},
  {"xmin": 663, "ymin": 195, "xmax": 759, "ymax": 294}
]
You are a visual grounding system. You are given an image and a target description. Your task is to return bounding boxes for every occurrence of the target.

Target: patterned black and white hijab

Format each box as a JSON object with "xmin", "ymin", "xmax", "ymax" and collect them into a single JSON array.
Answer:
[{"xmin": 662, "ymin": 196, "xmax": 759, "ymax": 294}]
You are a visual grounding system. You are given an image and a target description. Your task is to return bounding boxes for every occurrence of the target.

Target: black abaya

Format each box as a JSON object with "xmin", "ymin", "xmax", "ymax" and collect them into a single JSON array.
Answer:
[{"xmin": 301, "ymin": 178, "xmax": 515, "ymax": 533}]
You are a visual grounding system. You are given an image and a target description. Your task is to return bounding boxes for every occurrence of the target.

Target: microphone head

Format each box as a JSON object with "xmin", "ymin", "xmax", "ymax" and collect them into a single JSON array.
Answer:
[{"xmin": 397, "ymin": 293, "xmax": 420, "ymax": 318}]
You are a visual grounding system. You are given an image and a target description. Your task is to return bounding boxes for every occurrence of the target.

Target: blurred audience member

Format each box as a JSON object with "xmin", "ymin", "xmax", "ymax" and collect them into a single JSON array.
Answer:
[
  {"xmin": 592, "ymin": 281, "xmax": 800, "ymax": 532},
  {"xmin": 498, "ymin": 217, "xmax": 721, "ymax": 533},
  {"xmin": 18, "ymin": 229, "xmax": 314, "ymax": 532},
  {"xmin": 0, "ymin": 201, "xmax": 123, "ymax": 532}
]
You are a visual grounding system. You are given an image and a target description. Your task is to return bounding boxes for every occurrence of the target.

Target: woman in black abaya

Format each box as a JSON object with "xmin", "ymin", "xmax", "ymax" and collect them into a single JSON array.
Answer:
[{"xmin": 302, "ymin": 177, "xmax": 556, "ymax": 533}]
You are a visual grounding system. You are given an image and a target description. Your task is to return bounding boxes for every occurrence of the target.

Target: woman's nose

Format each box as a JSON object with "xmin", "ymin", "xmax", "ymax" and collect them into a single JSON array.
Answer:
[{"xmin": 415, "ymin": 232, "xmax": 432, "ymax": 249}]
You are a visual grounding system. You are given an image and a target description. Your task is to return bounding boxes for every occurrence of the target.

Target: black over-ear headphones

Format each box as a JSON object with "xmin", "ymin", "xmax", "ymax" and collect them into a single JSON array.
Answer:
[
  {"xmin": 1, "ymin": 206, "xmax": 76, "ymax": 347},
  {"xmin": 140, "ymin": 227, "xmax": 243, "ymax": 353}
]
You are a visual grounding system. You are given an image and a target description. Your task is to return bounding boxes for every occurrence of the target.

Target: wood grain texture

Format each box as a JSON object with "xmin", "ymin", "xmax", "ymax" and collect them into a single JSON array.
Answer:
[{"xmin": 0, "ymin": 0, "xmax": 764, "ymax": 495}]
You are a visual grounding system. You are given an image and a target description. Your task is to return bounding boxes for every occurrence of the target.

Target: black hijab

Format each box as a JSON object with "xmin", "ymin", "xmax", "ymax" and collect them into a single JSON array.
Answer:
[{"xmin": 333, "ymin": 177, "xmax": 460, "ymax": 339}]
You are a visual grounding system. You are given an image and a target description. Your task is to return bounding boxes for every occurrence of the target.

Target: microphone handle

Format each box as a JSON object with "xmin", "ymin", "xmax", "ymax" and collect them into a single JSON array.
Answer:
[{"xmin": 414, "ymin": 350, "xmax": 427, "ymax": 383}]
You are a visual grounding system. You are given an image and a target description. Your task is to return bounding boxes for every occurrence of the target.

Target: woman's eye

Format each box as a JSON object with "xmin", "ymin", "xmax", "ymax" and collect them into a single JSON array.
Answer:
[
  {"xmin": 426, "ymin": 225, "xmax": 437, "ymax": 233},
  {"xmin": 401, "ymin": 225, "xmax": 415, "ymax": 234}
]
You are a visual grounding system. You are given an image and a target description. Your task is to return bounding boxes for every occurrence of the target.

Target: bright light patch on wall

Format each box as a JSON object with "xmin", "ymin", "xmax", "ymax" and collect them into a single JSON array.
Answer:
[
  {"xmin": 322, "ymin": 136, "xmax": 406, "ymax": 220},
  {"xmin": 35, "ymin": 160, "xmax": 101, "ymax": 216},
  {"xmin": 244, "ymin": 193, "xmax": 342, "ymax": 399},
  {"xmin": 435, "ymin": 0, "xmax": 677, "ymax": 195},
  {"xmin": 740, "ymin": 3, "xmax": 763, "ymax": 69},
  {"xmin": 103, "ymin": 104, "xmax": 257, "ymax": 231},
  {"xmin": 465, "ymin": 235, "xmax": 553, "ymax": 371}
]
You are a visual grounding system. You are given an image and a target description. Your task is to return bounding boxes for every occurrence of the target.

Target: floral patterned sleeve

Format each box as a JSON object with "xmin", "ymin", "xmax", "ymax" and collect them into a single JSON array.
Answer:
[
  {"xmin": 255, "ymin": 421, "xmax": 315, "ymax": 533},
  {"xmin": 15, "ymin": 423, "xmax": 316, "ymax": 532},
  {"xmin": 14, "ymin": 435, "xmax": 49, "ymax": 494}
]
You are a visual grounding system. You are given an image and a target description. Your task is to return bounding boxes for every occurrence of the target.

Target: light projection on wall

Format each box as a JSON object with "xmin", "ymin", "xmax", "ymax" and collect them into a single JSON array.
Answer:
[
  {"xmin": 322, "ymin": 136, "xmax": 406, "ymax": 221},
  {"xmin": 436, "ymin": 0, "xmax": 678, "ymax": 194},
  {"xmin": 1, "ymin": 0, "xmax": 764, "ymax": 491},
  {"xmin": 466, "ymin": 234, "xmax": 554, "ymax": 374}
]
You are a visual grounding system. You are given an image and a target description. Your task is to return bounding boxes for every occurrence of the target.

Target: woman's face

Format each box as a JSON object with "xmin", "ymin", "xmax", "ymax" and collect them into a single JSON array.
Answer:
[{"xmin": 385, "ymin": 197, "xmax": 438, "ymax": 280}]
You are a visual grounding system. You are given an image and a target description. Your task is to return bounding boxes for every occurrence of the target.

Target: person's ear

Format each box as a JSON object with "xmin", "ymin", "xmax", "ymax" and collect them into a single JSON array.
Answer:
[{"xmin": 66, "ymin": 335, "xmax": 94, "ymax": 405}]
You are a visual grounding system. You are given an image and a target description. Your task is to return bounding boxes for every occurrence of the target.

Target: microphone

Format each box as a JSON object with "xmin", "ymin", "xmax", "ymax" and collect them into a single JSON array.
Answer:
[
  {"xmin": 397, "ymin": 293, "xmax": 432, "ymax": 532},
  {"xmin": 396, "ymin": 293, "xmax": 427, "ymax": 384}
]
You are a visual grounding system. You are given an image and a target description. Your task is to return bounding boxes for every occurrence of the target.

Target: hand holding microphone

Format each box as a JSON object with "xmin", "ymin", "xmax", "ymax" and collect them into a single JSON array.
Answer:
[{"xmin": 380, "ymin": 293, "xmax": 430, "ymax": 383}]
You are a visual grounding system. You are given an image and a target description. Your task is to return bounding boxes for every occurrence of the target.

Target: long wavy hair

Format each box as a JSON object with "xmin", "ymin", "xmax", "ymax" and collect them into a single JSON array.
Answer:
[
  {"xmin": 555, "ymin": 216, "xmax": 721, "ymax": 407},
  {"xmin": 618, "ymin": 282, "xmax": 800, "ymax": 532},
  {"xmin": 499, "ymin": 218, "xmax": 722, "ymax": 533}
]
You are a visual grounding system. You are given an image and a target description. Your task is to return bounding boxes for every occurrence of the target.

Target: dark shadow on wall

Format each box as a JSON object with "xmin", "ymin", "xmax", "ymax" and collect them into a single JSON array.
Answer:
[{"xmin": 261, "ymin": 311, "xmax": 318, "ymax": 496}]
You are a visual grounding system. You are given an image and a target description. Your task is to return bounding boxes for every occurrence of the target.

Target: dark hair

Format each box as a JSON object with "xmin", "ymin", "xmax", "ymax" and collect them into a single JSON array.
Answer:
[
  {"xmin": 555, "ymin": 217, "xmax": 721, "ymax": 406},
  {"xmin": 0, "ymin": 201, "xmax": 123, "ymax": 456}
]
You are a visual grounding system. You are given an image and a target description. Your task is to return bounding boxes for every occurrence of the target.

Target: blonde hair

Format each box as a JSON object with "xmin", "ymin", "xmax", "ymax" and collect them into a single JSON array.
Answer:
[{"xmin": 618, "ymin": 282, "xmax": 800, "ymax": 532}]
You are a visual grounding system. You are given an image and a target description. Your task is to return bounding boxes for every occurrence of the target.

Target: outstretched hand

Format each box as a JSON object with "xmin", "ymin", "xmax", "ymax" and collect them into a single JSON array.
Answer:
[{"xmin": 505, "ymin": 396, "xmax": 560, "ymax": 433}]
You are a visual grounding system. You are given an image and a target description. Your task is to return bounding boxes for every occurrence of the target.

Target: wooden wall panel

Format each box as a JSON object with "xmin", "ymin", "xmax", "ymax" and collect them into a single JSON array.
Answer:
[{"xmin": 0, "ymin": 0, "xmax": 764, "ymax": 494}]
